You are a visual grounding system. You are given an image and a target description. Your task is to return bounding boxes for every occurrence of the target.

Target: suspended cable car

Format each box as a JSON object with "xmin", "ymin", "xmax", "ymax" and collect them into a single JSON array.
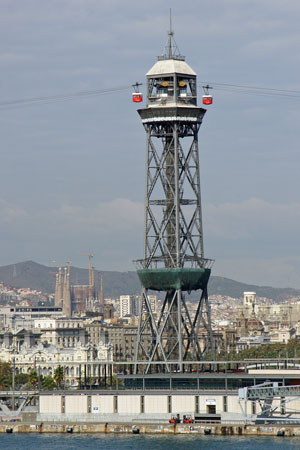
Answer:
[
  {"xmin": 202, "ymin": 95, "xmax": 213, "ymax": 105},
  {"xmin": 202, "ymin": 84, "xmax": 213, "ymax": 105},
  {"xmin": 132, "ymin": 93, "xmax": 143, "ymax": 103},
  {"xmin": 132, "ymin": 82, "xmax": 143, "ymax": 103}
]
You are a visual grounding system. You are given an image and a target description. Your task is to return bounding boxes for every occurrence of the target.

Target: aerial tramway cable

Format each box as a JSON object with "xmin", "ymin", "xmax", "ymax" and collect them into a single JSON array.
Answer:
[
  {"xmin": 200, "ymin": 81, "xmax": 300, "ymax": 95},
  {"xmin": 0, "ymin": 85, "xmax": 131, "ymax": 110},
  {"xmin": 1, "ymin": 81, "xmax": 300, "ymax": 111},
  {"xmin": 198, "ymin": 81, "xmax": 300, "ymax": 100}
]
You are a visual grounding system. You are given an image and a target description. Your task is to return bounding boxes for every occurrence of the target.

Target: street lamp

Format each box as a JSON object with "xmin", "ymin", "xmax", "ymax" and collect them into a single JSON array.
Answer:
[
  {"xmin": 34, "ymin": 350, "xmax": 42, "ymax": 391},
  {"xmin": 12, "ymin": 354, "xmax": 15, "ymax": 411}
]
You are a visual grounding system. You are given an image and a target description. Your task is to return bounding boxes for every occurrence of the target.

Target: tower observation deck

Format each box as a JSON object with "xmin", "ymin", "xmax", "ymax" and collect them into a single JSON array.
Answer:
[{"xmin": 134, "ymin": 26, "xmax": 214, "ymax": 373}]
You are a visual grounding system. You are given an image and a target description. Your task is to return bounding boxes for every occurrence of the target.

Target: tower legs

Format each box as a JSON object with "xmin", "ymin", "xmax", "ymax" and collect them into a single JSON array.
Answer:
[{"xmin": 134, "ymin": 287, "xmax": 214, "ymax": 374}]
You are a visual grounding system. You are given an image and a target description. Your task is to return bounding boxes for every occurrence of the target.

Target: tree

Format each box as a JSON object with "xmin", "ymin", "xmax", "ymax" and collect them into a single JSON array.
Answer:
[
  {"xmin": 218, "ymin": 338, "xmax": 300, "ymax": 362},
  {"xmin": 54, "ymin": 366, "xmax": 64, "ymax": 388},
  {"xmin": 42, "ymin": 376, "xmax": 56, "ymax": 390},
  {"xmin": 107, "ymin": 375, "xmax": 118, "ymax": 388},
  {"xmin": 0, "ymin": 361, "xmax": 11, "ymax": 390},
  {"xmin": 28, "ymin": 370, "xmax": 38, "ymax": 388},
  {"xmin": 15, "ymin": 373, "xmax": 29, "ymax": 389}
]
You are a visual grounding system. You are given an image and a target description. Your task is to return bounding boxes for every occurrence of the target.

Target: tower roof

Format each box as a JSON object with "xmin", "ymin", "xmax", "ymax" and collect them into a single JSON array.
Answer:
[{"xmin": 146, "ymin": 59, "xmax": 196, "ymax": 77}]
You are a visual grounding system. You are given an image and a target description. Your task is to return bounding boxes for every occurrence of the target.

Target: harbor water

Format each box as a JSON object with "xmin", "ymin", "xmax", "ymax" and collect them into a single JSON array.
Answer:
[{"xmin": 0, "ymin": 434, "xmax": 300, "ymax": 450}]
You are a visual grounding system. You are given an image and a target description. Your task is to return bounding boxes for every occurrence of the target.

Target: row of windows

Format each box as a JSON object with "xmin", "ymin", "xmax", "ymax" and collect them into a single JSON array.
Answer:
[
  {"xmin": 37, "ymin": 322, "xmax": 82, "ymax": 328},
  {"xmin": 123, "ymin": 377, "xmax": 268, "ymax": 390}
]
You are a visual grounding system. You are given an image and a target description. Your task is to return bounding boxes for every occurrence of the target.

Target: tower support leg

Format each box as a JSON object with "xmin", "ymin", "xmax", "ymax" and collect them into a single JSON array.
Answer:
[{"xmin": 135, "ymin": 286, "xmax": 214, "ymax": 374}]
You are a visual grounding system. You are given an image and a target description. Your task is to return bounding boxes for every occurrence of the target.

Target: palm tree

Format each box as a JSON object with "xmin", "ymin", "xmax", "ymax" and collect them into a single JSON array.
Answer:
[{"xmin": 54, "ymin": 366, "xmax": 64, "ymax": 388}]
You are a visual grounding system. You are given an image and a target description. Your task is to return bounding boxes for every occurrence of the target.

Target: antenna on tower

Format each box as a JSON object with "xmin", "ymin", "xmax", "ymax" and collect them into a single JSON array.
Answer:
[
  {"xmin": 167, "ymin": 8, "xmax": 173, "ymax": 59},
  {"xmin": 159, "ymin": 10, "xmax": 184, "ymax": 61}
]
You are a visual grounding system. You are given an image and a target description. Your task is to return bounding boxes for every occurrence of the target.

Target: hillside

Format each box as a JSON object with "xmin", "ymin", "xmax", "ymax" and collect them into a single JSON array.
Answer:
[
  {"xmin": 0, "ymin": 261, "xmax": 140, "ymax": 298},
  {"xmin": 0, "ymin": 261, "xmax": 299, "ymax": 302},
  {"xmin": 208, "ymin": 276, "xmax": 300, "ymax": 302}
]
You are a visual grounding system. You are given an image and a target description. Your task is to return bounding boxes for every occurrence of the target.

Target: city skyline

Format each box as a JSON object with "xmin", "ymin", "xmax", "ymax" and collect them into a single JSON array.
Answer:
[{"xmin": 1, "ymin": 1, "xmax": 300, "ymax": 288}]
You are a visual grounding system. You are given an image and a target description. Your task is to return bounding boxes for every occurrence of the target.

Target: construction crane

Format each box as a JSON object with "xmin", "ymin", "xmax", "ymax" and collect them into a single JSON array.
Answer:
[{"xmin": 91, "ymin": 265, "xmax": 95, "ymax": 299}]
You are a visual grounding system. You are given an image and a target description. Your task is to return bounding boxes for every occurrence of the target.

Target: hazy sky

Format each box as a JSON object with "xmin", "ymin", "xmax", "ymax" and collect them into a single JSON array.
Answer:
[{"xmin": 1, "ymin": 0, "xmax": 300, "ymax": 288}]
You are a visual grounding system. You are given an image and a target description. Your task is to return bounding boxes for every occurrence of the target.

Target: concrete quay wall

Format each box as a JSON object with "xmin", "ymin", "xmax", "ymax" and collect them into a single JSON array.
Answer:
[{"xmin": 0, "ymin": 422, "xmax": 300, "ymax": 437}]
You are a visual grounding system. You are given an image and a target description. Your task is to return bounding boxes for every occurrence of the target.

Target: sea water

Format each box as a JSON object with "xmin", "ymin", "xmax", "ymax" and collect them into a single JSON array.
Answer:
[{"xmin": 0, "ymin": 434, "xmax": 300, "ymax": 450}]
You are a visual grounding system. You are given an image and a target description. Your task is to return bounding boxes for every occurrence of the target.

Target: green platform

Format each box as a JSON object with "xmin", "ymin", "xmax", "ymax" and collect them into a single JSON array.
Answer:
[{"xmin": 137, "ymin": 267, "xmax": 211, "ymax": 292}]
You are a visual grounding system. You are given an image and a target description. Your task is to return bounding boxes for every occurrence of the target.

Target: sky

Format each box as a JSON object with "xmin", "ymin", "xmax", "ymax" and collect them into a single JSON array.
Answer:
[{"xmin": 1, "ymin": 0, "xmax": 300, "ymax": 288}]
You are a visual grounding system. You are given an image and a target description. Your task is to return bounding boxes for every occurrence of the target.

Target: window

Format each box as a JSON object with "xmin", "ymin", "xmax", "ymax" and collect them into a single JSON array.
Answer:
[
  {"xmin": 223, "ymin": 396, "xmax": 227, "ymax": 412},
  {"xmin": 113, "ymin": 396, "xmax": 118, "ymax": 413},
  {"xmin": 168, "ymin": 396, "xmax": 172, "ymax": 414},
  {"xmin": 61, "ymin": 396, "xmax": 65, "ymax": 414},
  {"xmin": 195, "ymin": 396, "xmax": 199, "ymax": 414},
  {"xmin": 140, "ymin": 396, "xmax": 144, "ymax": 413}
]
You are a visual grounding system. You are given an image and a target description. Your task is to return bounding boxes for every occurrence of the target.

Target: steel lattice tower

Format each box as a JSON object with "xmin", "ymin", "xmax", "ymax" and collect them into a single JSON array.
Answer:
[{"xmin": 135, "ymin": 27, "xmax": 214, "ymax": 373}]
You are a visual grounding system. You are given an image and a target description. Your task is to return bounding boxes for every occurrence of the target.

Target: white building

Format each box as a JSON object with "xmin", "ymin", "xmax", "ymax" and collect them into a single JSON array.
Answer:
[
  {"xmin": 0, "ymin": 306, "xmax": 63, "ymax": 330},
  {"xmin": 243, "ymin": 292, "xmax": 256, "ymax": 318},
  {"xmin": 270, "ymin": 327, "xmax": 296, "ymax": 344},
  {"xmin": 0, "ymin": 340, "xmax": 113, "ymax": 387},
  {"xmin": 147, "ymin": 295, "xmax": 157, "ymax": 313},
  {"xmin": 37, "ymin": 368, "xmax": 300, "ymax": 424},
  {"xmin": 34, "ymin": 318, "xmax": 88, "ymax": 348},
  {"xmin": 119, "ymin": 295, "xmax": 139, "ymax": 318}
]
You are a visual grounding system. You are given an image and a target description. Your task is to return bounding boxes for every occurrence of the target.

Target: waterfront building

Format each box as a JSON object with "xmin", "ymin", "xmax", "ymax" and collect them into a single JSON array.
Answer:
[
  {"xmin": 36, "ymin": 366, "xmax": 300, "ymax": 423},
  {"xmin": 0, "ymin": 340, "xmax": 113, "ymax": 387}
]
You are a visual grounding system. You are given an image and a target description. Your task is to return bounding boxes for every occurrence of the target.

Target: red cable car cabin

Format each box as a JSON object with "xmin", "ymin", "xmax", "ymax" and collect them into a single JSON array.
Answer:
[
  {"xmin": 202, "ymin": 94, "xmax": 213, "ymax": 105},
  {"xmin": 132, "ymin": 93, "xmax": 143, "ymax": 103}
]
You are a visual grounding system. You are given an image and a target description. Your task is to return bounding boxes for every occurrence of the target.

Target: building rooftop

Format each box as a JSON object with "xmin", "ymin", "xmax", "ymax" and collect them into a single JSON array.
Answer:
[{"xmin": 146, "ymin": 59, "xmax": 196, "ymax": 77}]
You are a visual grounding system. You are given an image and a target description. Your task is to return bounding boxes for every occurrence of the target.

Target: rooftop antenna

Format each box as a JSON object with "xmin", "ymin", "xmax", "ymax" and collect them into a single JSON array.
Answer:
[
  {"xmin": 160, "ymin": 9, "xmax": 184, "ymax": 61},
  {"xmin": 167, "ymin": 8, "xmax": 173, "ymax": 59}
]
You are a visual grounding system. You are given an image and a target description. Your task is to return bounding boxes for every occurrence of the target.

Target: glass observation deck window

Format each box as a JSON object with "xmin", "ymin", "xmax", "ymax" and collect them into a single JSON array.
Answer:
[
  {"xmin": 148, "ymin": 77, "xmax": 174, "ymax": 101},
  {"xmin": 147, "ymin": 75, "xmax": 197, "ymax": 106},
  {"xmin": 176, "ymin": 76, "xmax": 196, "ymax": 103}
]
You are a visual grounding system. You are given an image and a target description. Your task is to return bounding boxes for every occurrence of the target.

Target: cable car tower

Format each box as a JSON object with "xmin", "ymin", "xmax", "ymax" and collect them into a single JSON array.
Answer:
[{"xmin": 134, "ymin": 22, "xmax": 215, "ymax": 374}]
